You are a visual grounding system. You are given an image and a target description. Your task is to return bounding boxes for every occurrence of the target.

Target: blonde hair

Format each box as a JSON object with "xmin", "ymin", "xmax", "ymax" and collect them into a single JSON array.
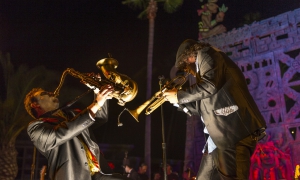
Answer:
[{"xmin": 24, "ymin": 88, "xmax": 44, "ymax": 118}]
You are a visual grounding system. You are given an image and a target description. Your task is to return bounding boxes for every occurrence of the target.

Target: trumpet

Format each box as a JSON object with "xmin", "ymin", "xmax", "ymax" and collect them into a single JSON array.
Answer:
[{"xmin": 118, "ymin": 70, "xmax": 190, "ymax": 125}]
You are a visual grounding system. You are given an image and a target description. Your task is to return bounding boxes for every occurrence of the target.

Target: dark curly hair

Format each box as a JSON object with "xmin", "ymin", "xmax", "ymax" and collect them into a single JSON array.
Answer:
[{"xmin": 176, "ymin": 42, "xmax": 211, "ymax": 70}]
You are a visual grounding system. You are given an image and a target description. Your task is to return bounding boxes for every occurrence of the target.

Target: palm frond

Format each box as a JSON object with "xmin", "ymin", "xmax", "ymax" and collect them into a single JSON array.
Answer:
[
  {"xmin": 163, "ymin": 0, "xmax": 183, "ymax": 13},
  {"xmin": 138, "ymin": 9, "xmax": 148, "ymax": 19},
  {"xmin": 122, "ymin": 0, "xmax": 148, "ymax": 10},
  {"xmin": 0, "ymin": 56, "xmax": 59, "ymax": 146}
]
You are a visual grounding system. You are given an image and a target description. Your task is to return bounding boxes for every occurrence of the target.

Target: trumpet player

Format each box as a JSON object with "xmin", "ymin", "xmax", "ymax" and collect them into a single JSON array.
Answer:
[
  {"xmin": 24, "ymin": 84, "xmax": 130, "ymax": 180},
  {"xmin": 163, "ymin": 39, "xmax": 267, "ymax": 180}
]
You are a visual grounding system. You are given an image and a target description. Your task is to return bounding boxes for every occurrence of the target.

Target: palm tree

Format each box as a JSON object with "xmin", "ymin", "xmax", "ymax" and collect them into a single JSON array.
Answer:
[
  {"xmin": 0, "ymin": 52, "xmax": 59, "ymax": 180},
  {"xmin": 122, "ymin": 0, "xmax": 183, "ymax": 178}
]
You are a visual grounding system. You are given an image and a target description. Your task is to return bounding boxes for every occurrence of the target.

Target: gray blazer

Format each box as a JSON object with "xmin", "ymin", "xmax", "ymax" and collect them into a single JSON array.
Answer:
[
  {"xmin": 177, "ymin": 47, "xmax": 266, "ymax": 150},
  {"xmin": 27, "ymin": 102, "xmax": 111, "ymax": 180}
]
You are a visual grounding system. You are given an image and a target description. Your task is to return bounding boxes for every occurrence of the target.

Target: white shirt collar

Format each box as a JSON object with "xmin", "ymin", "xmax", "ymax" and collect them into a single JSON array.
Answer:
[{"xmin": 196, "ymin": 52, "xmax": 200, "ymax": 73}]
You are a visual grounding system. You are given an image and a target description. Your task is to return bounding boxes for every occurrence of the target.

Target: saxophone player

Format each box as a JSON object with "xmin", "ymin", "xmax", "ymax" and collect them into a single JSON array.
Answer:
[{"xmin": 24, "ymin": 84, "xmax": 130, "ymax": 180}]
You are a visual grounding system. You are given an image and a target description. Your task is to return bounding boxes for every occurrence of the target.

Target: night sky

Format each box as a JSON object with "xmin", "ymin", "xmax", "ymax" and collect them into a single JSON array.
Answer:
[{"xmin": 1, "ymin": 0, "xmax": 299, "ymax": 167}]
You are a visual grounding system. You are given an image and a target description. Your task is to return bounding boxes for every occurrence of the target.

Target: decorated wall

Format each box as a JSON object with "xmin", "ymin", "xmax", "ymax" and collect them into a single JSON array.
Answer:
[{"xmin": 182, "ymin": 7, "xmax": 300, "ymax": 179}]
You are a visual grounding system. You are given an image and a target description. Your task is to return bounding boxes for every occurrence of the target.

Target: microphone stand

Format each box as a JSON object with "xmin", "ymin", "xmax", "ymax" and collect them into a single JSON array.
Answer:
[{"xmin": 158, "ymin": 76, "xmax": 167, "ymax": 180}]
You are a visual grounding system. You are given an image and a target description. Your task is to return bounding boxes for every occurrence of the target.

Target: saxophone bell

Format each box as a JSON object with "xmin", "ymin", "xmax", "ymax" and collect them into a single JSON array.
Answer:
[{"xmin": 53, "ymin": 55, "xmax": 138, "ymax": 107}]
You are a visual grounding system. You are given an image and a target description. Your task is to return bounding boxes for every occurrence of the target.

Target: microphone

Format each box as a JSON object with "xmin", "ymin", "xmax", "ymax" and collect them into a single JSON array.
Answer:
[
  {"xmin": 173, "ymin": 103, "xmax": 192, "ymax": 116},
  {"xmin": 117, "ymin": 109, "xmax": 124, "ymax": 127}
]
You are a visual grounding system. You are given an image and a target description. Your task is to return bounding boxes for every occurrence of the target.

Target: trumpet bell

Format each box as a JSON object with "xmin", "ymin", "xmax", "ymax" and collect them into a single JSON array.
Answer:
[
  {"xmin": 117, "ymin": 107, "xmax": 140, "ymax": 127},
  {"xmin": 118, "ymin": 95, "xmax": 158, "ymax": 125},
  {"xmin": 126, "ymin": 108, "xmax": 139, "ymax": 122}
]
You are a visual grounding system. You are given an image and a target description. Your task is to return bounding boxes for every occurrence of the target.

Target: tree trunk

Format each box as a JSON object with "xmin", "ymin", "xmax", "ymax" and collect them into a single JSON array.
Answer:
[
  {"xmin": 0, "ymin": 144, "xmax": 18, "ymax": 180},
  {"xmin": 145, "ymin": 0, "xmax": 157, "ymax": 179}
]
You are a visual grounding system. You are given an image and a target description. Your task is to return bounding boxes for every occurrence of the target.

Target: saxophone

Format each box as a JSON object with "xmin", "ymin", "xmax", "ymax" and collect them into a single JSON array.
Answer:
[{"xmin": 54, "ymin": 56, "xmax": 138, "ymax": 106}]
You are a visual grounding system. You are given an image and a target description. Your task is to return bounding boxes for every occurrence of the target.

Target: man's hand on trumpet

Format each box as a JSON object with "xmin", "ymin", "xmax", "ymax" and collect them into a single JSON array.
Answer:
[{"xmin": 162, "ymin": 88, "xmax": 178, "ymax": 104}]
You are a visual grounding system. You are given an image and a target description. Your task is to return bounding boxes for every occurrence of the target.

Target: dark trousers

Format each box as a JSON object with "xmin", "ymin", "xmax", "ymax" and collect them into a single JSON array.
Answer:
[
  {"xmin": 92, "ymin": 172, "xmax": 131, "ymax": 180},
  {"xmin": 196, "ymin": 135, "xmax": 257, "ymax": 180}
]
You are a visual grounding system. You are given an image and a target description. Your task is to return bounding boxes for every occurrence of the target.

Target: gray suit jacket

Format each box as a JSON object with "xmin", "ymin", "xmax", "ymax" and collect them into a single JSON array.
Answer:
[
  {"xmin": 177, "ymin": 47, "xmax": 266, "ymax": 150},
  {"xmin": 27, "ymin": 102, "xmax": 111, "ymax": 180}
]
